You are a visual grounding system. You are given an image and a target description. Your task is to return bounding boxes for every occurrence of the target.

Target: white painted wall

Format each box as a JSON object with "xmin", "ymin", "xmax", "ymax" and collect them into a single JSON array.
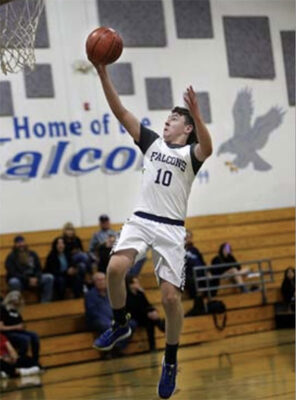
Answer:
[{"xmin": 0, "ymin": 0, "xmax": 294, "ymax": 233}]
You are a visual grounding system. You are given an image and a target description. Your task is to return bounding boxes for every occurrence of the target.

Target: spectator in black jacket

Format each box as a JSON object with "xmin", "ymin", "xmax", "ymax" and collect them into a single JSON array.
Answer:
[
  {"xmin": 211, "ymin": 242, "xmax": 249, "ymax": 295},
  {"xmin": 184, "ymin": 230, "xmax": 207, "ymax": 299},
  {"xmin": 62, "ymin": 222, "xmax": 93, "ymax": 283},
  {"xmin": 62, "ymin": 222, "xmax": 84, "ymax": 258},
  {"xmin": 5, "ymin": 236, "xmax": 54, "ymax": 303},
  {"xmin": 44, "ymin": 237, "xmax": 84, "ymax": 299},
  {"xmin": 0, "ymin": 291, "xmax": 41, "ymax": 369},
  {"xmin": 281, "ymin": 267, "xmax": 295, "ymax": 306},
  {"xmin": 126, "ymin": 275, "xmax": 165, "ymax": 351}
]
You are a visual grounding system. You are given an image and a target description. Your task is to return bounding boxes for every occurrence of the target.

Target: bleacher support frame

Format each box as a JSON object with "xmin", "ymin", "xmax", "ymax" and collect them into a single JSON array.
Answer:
[{"xmin": 193, "ymin": 259, "xmax": 274, "ymax": 304}]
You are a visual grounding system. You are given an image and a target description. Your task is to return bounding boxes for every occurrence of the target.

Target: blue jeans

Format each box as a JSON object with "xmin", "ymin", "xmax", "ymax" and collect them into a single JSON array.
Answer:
[
  {"xmin": 5, "ymin": 330, "xmax": 40, "ymax": 364},
  {"xmin": 8, "ymin": 274, "xmax": 54, "ymax": 303},
  {"xmin": 72, "ymin": 252, "xmax": 92, "ymax": 274}
]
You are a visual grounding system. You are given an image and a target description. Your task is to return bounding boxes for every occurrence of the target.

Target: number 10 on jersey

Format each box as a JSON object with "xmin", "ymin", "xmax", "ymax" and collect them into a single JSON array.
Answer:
[{"xmin": 155, "ymin": 169, "xmax": 172, "ymax": 187}]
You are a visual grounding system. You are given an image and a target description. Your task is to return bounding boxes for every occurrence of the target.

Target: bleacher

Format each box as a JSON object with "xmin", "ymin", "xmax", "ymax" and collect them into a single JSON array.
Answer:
[{"xmin": 0, "ymin": 207, "xmax": 294, "ymax": 368}]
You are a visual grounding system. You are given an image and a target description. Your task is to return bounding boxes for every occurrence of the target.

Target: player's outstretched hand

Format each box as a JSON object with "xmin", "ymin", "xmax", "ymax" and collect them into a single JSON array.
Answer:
[{"xmin": 183, "ymin": 85, "xmax": 201, "ymax": 119}]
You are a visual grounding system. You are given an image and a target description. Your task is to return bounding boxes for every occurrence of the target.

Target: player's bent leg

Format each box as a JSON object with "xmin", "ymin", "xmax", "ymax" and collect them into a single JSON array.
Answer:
[
  {"xmin": 107, "ymin": 249, "xmax": 137, "ymax": 308},
  {"xmin": 158, "ymin": 280, "xmax": 183, "ymax": 399},
  {"xmin": 93, "ymin": 249, "xmax": 137, "ymax": 352}
]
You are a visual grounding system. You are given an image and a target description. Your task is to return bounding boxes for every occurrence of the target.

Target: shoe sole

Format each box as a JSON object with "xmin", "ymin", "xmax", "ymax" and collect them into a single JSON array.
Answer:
[{"xmin": 92, "ymin": 327, "xmax": 132, "ymax": 352}]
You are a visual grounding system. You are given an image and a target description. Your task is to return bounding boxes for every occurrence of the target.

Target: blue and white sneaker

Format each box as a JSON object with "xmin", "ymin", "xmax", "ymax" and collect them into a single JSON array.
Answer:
[
  {"xmin": 157, "ymin": 358, "xmax": 178, "ymax": 399},
  {"xmin": 93, "ymin": 316, "xmax": 132, "ymax": 351}
]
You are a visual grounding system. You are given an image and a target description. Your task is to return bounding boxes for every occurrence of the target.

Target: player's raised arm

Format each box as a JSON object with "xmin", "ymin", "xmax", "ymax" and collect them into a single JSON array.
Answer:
[
  {"xmin": 96, "ymin": 64, "xmax": 141, "ymax": 142},
  {"xmin": 184, "ymin": 85, "xmax": 213, "ymax": 161}
]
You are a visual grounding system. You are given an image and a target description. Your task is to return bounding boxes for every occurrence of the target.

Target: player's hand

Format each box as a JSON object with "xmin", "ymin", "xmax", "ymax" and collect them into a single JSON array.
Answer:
[{"xmin": 183, "ymin": 85, "xmax": 201, "ymax": 119}]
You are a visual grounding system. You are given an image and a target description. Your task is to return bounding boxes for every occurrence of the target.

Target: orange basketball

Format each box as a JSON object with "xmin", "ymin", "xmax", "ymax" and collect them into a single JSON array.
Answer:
[{"xmin": 86, "ymin": 26, "xmax": 123, "ymax": 65}]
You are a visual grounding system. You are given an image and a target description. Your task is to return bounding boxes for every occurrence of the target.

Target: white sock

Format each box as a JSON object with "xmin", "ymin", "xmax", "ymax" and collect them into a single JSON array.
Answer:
[{"xmin": 19, "ymin": 366, "xmax": 40, "ymax": 376}]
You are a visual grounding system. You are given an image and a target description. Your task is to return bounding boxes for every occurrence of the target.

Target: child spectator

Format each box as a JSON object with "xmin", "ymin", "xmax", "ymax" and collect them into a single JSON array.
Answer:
[
  {"xmin": 0, "ymin": 291, "xmax": 41, "ymax": 368},
  {"xmin": 0, "ymin": 333, "xmax": 41, "ymax": 378},
  {"xmin": 5, "ymin": 236, "xmax": 54, "ymax": 303},
  {"xmin": 211, "ymin": 242, "xmax": 249, "ymax": 295},
  {"xmin": 126, "ymin": 275, "xmax": 165, "ymax": 351},
  {"xmin": 44, "ymin": 237, "xmax": 84, "ymax": 299}
]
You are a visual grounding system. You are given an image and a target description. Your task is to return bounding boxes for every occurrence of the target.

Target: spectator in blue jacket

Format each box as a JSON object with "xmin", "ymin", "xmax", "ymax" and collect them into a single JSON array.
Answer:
[
  {"xmin": 84, "ymin": 272, "xmax": 136, "ymax": 353},
  {"xmin": 5, "ymin": 236, "xmax": 54, "ymax": 303}
]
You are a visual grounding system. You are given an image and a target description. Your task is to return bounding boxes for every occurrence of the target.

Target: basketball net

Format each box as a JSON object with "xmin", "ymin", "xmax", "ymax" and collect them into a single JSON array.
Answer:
[{"xmin": 0, "ymin": 0, "xmax": 45, "ymax": 75}]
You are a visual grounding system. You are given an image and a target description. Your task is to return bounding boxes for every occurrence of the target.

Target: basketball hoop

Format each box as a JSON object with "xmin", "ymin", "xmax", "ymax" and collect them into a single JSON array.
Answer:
[{"xmin": 0, "ymin": 0, "xmax": 45, "ymax": 74}]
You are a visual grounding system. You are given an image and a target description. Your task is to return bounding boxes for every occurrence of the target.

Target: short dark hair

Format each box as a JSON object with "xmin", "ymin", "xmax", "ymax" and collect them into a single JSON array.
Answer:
[
  {"xmin": 99, "ymin": 214, "xmax": 109, "ymax": 222},
  {"xmin": 172, "ymin": 106, "xmax": 197, "ymax": 145}
]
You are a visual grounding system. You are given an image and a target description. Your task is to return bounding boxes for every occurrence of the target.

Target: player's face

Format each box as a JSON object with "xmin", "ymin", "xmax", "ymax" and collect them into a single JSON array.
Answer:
[{"xmin": 163, "ymin": 113, "xmax": 188, "ymax": 143}]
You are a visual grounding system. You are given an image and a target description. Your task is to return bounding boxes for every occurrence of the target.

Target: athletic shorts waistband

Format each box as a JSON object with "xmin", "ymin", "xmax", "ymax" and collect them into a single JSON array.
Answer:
[{"xmin": 134, "ymin": 211, "xmax": 185, "ymax": 226}]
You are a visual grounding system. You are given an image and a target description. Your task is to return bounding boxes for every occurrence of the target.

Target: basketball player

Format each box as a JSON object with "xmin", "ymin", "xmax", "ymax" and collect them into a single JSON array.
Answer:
[{"xmin": 92, "ymin": 64, "xmax": 212, "ymax": 399}]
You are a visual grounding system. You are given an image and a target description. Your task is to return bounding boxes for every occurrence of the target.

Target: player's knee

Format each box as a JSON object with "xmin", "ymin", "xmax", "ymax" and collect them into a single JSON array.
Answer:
[
  {"xmin": 107, "ymin": 258, "xmax": 128, "ymax": 278},
  {"xmin": 162, "ymin": 292, "xmax": 179, "ymax": 310}
]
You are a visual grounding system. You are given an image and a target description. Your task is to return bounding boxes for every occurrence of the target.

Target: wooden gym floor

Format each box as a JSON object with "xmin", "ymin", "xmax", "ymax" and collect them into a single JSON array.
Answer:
[{"xmin": 0, "ymin": 329, "xmax": 294, "ymax": 400}]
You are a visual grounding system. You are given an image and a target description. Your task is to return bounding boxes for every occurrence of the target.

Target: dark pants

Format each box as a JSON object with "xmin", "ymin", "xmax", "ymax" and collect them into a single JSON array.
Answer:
[
  {"xmin": 138, "ymin": 317, "xmax": 165, "ymax": 351},
  {"xmin": 0, "ymin": 355, "xmax": 36, "ymax": 378},
  {"xmin": 5, "ymin": 330, "xmax": 40, "ymax": 364},
  {"xmin": 54, "ymin": 274, "xmax": 83, "ymax": 299}
]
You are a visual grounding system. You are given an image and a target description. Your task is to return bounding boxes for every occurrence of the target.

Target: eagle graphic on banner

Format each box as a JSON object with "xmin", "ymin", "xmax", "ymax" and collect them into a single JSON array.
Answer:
[{"xmin": 218, "ymin": 88, "xmax": 285, "ymax": 171}]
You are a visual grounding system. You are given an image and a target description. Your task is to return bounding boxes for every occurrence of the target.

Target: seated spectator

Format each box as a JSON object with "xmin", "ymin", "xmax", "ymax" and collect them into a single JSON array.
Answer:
[
  {"xmin": 281, "ymin": 267, "xmax": 295, "ymax": 306},
  {"xmin": 0, "ymin": 333, "xmax": 41, "ymax": 378},
  {"xmin": 184, "ymin": 230, "xmax": 207, "ymax": 299},
  {"xmin": 84, "ymin": 272, "xmax": 135, "ymax": 354},
  {"xmin": 62, "ymin": 222, "xmax": 84, "ymax": 258},
  {"xmin": 89, "ymin": 215, "xmax": 117, "ymax": 260},
  {"xmin": 0, "ymin": 291, "xmax": 41, "ymax": 368},
  {"xmin": 126, "ymin": 276, "xmax": 165, "ymax": 351},
  {"xmin": 44, "ymin": 237, "xmax": 84, "ymax": 299},
  {"xmin": 61, "ymin": 222, "xmax": 93, "ymax": 288},
  {"xmin": 5, "ymin": 236, "xmax": 54, "ymax": 303},
  {"xmin": 96, "ymin": 233, "xmax": 116, "ymax": 274},
  {"xmin": 211, "ymin": 242, "xmax": 249, "ymax": 295}
]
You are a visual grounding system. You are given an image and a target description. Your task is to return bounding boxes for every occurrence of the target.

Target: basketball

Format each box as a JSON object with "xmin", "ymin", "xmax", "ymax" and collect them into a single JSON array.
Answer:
[{"xmin": 86, "ymin": 26, "xmax": 123, "ymax": 66}]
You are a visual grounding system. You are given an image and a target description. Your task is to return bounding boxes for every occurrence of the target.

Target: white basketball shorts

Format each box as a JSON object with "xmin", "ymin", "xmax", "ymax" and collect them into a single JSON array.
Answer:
[{"xmin": 112, "ymin": 214, "xmax": 186, "ymax": 289}]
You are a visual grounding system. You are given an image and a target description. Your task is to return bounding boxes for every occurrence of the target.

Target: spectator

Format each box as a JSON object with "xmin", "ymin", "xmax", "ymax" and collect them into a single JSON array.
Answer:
[
  {"xmin": 62, "ymin": 222, "xmax": 93, "ymax": 282},
  {"xmin": 62, "ymin": 222, "xmax": 84, "ymax": 259},
  {"xmin": 84, "ymin": 273, "xmax": 135, "ymax": 353},
  {"xmin": 0, "ymin": 333, "xmax": 41, "ymax": 378},
  {"xmin": 281, "ymin": 267, "xmax": 295, "ymax": 306},
  {"xmin": 89, "ymin": 215, "xmax": 117, "ymax": 259},
  {"xmin": 5, "ymin": 236, "xmax": 54, "ymax": 303},
  {"xmin": 126, "ymin": 275, "xmax": 165, "ymax": 351},
  {"xmin": 44, "ymin": 237, "xmax": 84, "ymax": 299},
  {"xmin": 0, "ymin": 291, "xmax": 41, "ymax": 368},
  {"xmin": 184, "ymin": 230, "xmax": 207, "ymax": 299},
  {"xmin": 211, "ymin": 242, "xmax": 249, "ymax": 295},
  {"xmin": 96, "ymin": 233, "xmax": 116, "ymax": 274}
]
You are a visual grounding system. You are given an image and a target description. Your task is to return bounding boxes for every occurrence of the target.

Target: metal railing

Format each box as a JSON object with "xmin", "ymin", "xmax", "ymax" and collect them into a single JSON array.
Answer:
[{"xmin": 193, "ymin": 259, "xmax": 274, "ymax": 304}]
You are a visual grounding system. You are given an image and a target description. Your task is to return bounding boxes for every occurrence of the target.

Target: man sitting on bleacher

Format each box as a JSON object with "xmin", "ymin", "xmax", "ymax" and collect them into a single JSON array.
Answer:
[{"xmin": 5, "ymin": 236, "xmax": 54, "ymax": 303}]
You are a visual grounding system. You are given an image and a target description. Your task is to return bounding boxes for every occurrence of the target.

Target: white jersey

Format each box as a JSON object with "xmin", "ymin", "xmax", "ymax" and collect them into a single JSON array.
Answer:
[{"xmin": 134, "ymin": 125, "xmax": 203, "ymax": 222}]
